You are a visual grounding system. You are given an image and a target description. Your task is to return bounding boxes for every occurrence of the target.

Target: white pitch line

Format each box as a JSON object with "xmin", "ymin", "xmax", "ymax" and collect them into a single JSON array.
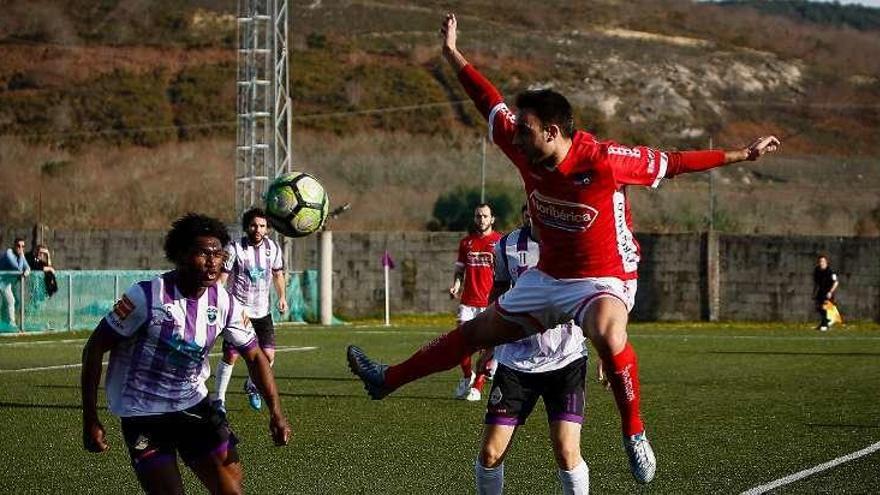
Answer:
[
  {"xmin": 0, "ymin": 346, "xmax": 317, "ymax": 374},
  {"xmin": 0, "ymin": 362, "xmax": 90, "ymax": 373},
  {"xmin": 740, "ymin": 441, "xmax": 880, "ymax": 495},
  {"xmin": 0, "ymin": 338, "xmax": 88, "ymax": 347}
]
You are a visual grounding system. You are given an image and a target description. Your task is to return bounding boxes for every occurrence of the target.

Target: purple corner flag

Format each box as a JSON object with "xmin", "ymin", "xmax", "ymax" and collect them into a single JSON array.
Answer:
[{"xmin": 381, "ymin": 251, "xmax": 396, "ymax": 269}]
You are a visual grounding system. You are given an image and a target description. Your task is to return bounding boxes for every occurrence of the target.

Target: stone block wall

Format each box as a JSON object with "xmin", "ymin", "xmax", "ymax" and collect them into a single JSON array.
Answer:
[{"xmin": 3, "ymin": 226, "xmax": 877, "ymax": 321}]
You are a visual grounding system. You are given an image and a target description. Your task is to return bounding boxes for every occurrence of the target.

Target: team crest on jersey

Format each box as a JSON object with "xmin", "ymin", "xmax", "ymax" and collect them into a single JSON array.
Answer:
[
  {"xmin": 133, "ymin": 434, "xmax": 149, "ymax": 451},
  {"xmin": 206, "ymin": 306, "xmax": 218, "ymax": 325},
  {"xmin": 572, "ymin": 172, "xmax": 592, "ymax": 186},
  {"xmin": 489, "ymin": 387, "xmax": 503, "ymax": 405},
  {"xmin": 529, "ymin": 191, "xmax": 599, "ymax": 232},
  {"xmin": 150, "ymin": 304, "xmax": 177, "ymax": 327}
]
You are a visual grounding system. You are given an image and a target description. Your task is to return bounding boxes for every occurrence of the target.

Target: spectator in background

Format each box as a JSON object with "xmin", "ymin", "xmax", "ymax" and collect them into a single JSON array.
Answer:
[
  {"xmin": 0, "ymin": 238, "xmax": 31, "ymax": 327},
  {"xmin": 26, "ymin": 243, "xmax": 57, "ymax": 297},
  {"xmin": 813, "ymin": 254, "xmax": 839, "ymax": 332}
]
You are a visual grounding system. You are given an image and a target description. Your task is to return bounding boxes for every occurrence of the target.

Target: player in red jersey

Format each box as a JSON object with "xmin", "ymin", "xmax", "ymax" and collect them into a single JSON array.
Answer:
[
  {"xmin": 449, "ymin": 204, "xmax": 503, "ymax": 401},
  {"xmin": 348, "ymin": 13, "xmax": 780, "ymax": 484}
]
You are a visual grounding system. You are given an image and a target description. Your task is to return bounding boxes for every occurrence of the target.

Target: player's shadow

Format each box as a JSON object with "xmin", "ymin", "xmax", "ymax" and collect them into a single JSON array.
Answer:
[
  {"xmin": 272, "ymin": 374, "xmax": 362, "ymax": 383},
  {"xmin": 276, "ymin": 391, "xmax": 461, "ymax": 402},
  {"xmin": 0, "ymin": 401, "xmax": 81, "ymax": 410},
  {"xmin": 708, "ymin": 350, "xmax": 880, "ymax": 357}
]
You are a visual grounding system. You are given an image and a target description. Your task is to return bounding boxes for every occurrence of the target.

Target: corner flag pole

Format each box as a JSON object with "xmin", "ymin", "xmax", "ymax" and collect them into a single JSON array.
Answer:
[{"xmin": 381, "ymin": 251, "xmax": 395, "ymax": 326}]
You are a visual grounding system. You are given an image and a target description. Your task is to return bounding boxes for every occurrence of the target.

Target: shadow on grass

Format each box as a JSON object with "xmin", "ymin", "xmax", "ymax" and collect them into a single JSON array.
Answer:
[
  {"xmin": 272, "ymin": 375, "xmax": 362, "ymax": 383},
  {"xmin": 806, "ymin": 423, "xmax": 880, "ymax": 429},
  {"xmin": 708, "ymin": 351, "xmax": 880, "ymax": 357},
  {"xmin": 277, "ymin": 391, "xmax": 460, "ymax": 402}
]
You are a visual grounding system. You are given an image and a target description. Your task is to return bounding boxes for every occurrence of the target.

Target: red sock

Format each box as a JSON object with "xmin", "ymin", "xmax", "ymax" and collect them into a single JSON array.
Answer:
[
  {"xmin": 605, "ymin": 342, "xmax": 644, "ymax": 436},
  {"xmin": 472, "ymin": 373, "xmax": 487, "ymax": 392},
  {"xmin": 385, "ymin": 328, "xmax": 475, "ymax": 390},
  {"xmin": 460, "ymin": 354, "xmax": 473, "ymax": 377}
]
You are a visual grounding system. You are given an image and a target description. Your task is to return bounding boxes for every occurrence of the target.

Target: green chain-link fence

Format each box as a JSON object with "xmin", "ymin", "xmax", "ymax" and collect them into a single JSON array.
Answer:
[{"xmin": 0, "ymin": 270, "xmax": 324, "ymax": 333}]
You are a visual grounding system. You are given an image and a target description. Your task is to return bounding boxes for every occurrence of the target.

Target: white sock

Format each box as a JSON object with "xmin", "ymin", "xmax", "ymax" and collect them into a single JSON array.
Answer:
[
  {"xmin": 474, "ymin": 459, "xmax": 504, "ymax": 495},
  {"xmin": 214, "ymin": 360, "xmax": 235, "ymax": 403},
  {"xmin": 558, "ymin": 460, "xmax": 589, "ymax": 495}
]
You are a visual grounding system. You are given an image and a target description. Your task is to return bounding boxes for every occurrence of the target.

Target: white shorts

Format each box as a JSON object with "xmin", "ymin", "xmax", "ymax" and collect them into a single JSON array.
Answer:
[
  {"xmin": 457, "ymin": 304, "xmax": 487, "ymax": 324},
  {"xmin": 496, "ymin": 269, "xmax": 637, "ymax": 335}
]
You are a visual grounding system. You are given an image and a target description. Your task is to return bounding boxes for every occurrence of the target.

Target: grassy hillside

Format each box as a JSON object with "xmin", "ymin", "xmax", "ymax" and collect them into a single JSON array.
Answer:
[
  {"xmin": 0, "ymin": 0, "xmax": 878, "ymax": 233},
  {"xmin": 719, "ymin": 0, "xmax": 880, "ymax": 31}
]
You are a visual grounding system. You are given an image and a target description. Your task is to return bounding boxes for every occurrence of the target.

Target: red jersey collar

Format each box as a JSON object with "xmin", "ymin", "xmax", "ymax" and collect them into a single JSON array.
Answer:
[{"xmin": 550, "ymin": 130, "xmax": 594, "ymax": 175}]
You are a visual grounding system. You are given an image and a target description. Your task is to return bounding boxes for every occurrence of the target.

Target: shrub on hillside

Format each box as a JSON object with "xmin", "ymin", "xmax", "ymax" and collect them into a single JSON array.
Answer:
[
  {"xmin": 69, "ymin": 69, "xmax": 175, "ymax": 148},
  {"xmin": 169, "ymin": 63, "xmax": 235, "ymax": 140}
]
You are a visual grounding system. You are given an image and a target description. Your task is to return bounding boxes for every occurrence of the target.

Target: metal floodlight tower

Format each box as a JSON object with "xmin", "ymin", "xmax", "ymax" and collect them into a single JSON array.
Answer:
[{"xmin": 236, "ymin": 0, "xmax": 292, "ymax": 219}]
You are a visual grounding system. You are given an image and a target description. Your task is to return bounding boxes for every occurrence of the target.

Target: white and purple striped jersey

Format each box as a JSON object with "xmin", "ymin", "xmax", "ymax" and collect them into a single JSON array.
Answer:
[
  {"xmin": 103, "ymin": 272, "xmax": 257, "ymax": 417},
  {"xmin": 223, "ymin": 236, "xmax": 284, "ymax": 318},
  {"xmin": 493, "ymin": 227, "xmax": 587, "ymax": 374}
]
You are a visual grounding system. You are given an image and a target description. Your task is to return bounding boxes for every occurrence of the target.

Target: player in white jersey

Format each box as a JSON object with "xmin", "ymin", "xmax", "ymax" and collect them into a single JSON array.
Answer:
[
  {"xmin": 474, "ymin": 206, "xmax": 590, "ymax": 495},
  {"xmin": 214, "ymin": 208, "xmax": 287, "ymax": 412},
  {"xmin": 81, "ymin": 213, "xmax": 290, "ymax": 494}
]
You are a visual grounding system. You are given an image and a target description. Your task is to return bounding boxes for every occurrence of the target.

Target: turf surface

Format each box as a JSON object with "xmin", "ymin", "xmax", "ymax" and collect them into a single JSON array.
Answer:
[{"xmin": 1, "ymin": 320, "xmax": 878, "ymax": 494}]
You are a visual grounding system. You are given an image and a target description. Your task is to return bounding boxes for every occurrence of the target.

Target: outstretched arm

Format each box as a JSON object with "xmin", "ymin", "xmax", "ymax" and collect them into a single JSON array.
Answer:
[
  {"xmin": 609, "ymin": 136, "xmax": 782, "ymax": 188},
  {"xmin": 441, "ymin": 13, "xmax": 468, "ymax": 72},
  {"xmin": 668, "ymin": 136, "xmax": 781, "ymax": 176},
  {"xmin": 440, "ymin": 13, "xmax": 506, "ymax": 119},
  {"xmin": 441, "ymin": 12, "xmax": 524, "ymax": 166}
]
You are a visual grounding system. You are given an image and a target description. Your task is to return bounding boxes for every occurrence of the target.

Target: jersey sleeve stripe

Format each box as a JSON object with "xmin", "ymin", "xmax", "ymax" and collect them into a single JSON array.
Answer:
[
  {"xmin": 500, "ymin": 233, "xmax": 510, "ymax": 281},
  {"xmin": 651, "ymin": 152, "xmax": 668, "ymax": 189},
  {"xmin": 488, "ymin": 103, "xmax": 508, "ymax": 144}
]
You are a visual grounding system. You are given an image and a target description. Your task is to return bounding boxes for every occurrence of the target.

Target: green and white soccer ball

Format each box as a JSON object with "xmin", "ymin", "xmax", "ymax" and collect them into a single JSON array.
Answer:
[{"xmin": 265, "ymin": 172, "xmax": 330, "ymax": 238}]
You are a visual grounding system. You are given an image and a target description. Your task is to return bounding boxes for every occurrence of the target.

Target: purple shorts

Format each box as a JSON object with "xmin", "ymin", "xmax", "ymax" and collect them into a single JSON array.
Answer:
[{"xmin": 485, "ymin": 357, "xmax": 587, "ymax": 426}]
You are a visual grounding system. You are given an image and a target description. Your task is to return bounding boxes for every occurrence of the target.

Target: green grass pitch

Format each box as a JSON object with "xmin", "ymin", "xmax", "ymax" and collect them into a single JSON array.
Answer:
[{"xmin": 1, "ymin": 320, "xmax": 878, "ymax": 494}]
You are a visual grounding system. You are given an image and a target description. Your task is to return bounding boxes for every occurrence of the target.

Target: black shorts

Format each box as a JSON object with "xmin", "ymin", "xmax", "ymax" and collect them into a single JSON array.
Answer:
[
  {"xmin": 120, "ymin": 399, "xmax": 237, "ymax": 472},
  {"xmin": 223, "ymin": 314, "xmax": 275, "ymax": 356},
  {"xmin": 485, "ymin": 357, "xmax": 587, "ymax": 426}
]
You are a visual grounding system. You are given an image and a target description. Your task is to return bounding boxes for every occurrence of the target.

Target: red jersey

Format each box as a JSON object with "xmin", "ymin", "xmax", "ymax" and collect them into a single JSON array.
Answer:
[
  {"xmin": 456, "ymin": 231, "xmax": 502, "ymax": 307},
  {"xmin": 459, "ymin": 65, "xmax": 677, "ymax": 280}
]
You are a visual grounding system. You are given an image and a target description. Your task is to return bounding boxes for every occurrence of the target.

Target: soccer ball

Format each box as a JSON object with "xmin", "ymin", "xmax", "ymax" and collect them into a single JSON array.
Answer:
[{"xmin": 264, "ymin": 172, "xmax": 330, "ymax": 237}]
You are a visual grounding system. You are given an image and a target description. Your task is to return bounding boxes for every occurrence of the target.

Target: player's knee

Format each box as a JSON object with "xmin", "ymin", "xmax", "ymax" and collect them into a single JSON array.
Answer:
[
  {"xmin": 222, "ymin": 351, "xmax": 238, "ymax": 364},
  {"xmin": 585, "ymin": 318, "xmax": 628, "ymax": 356},
  {"xmin": 479, "ymin": 444, "xmax": 506, "ymax": 468},
  {"xmin": 552, "ymin": 441, "xmax": 583, "ymax": 471},
  {"xmin": 215, "ymin": 457, "xmax": 244, "ymax": 494}
]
